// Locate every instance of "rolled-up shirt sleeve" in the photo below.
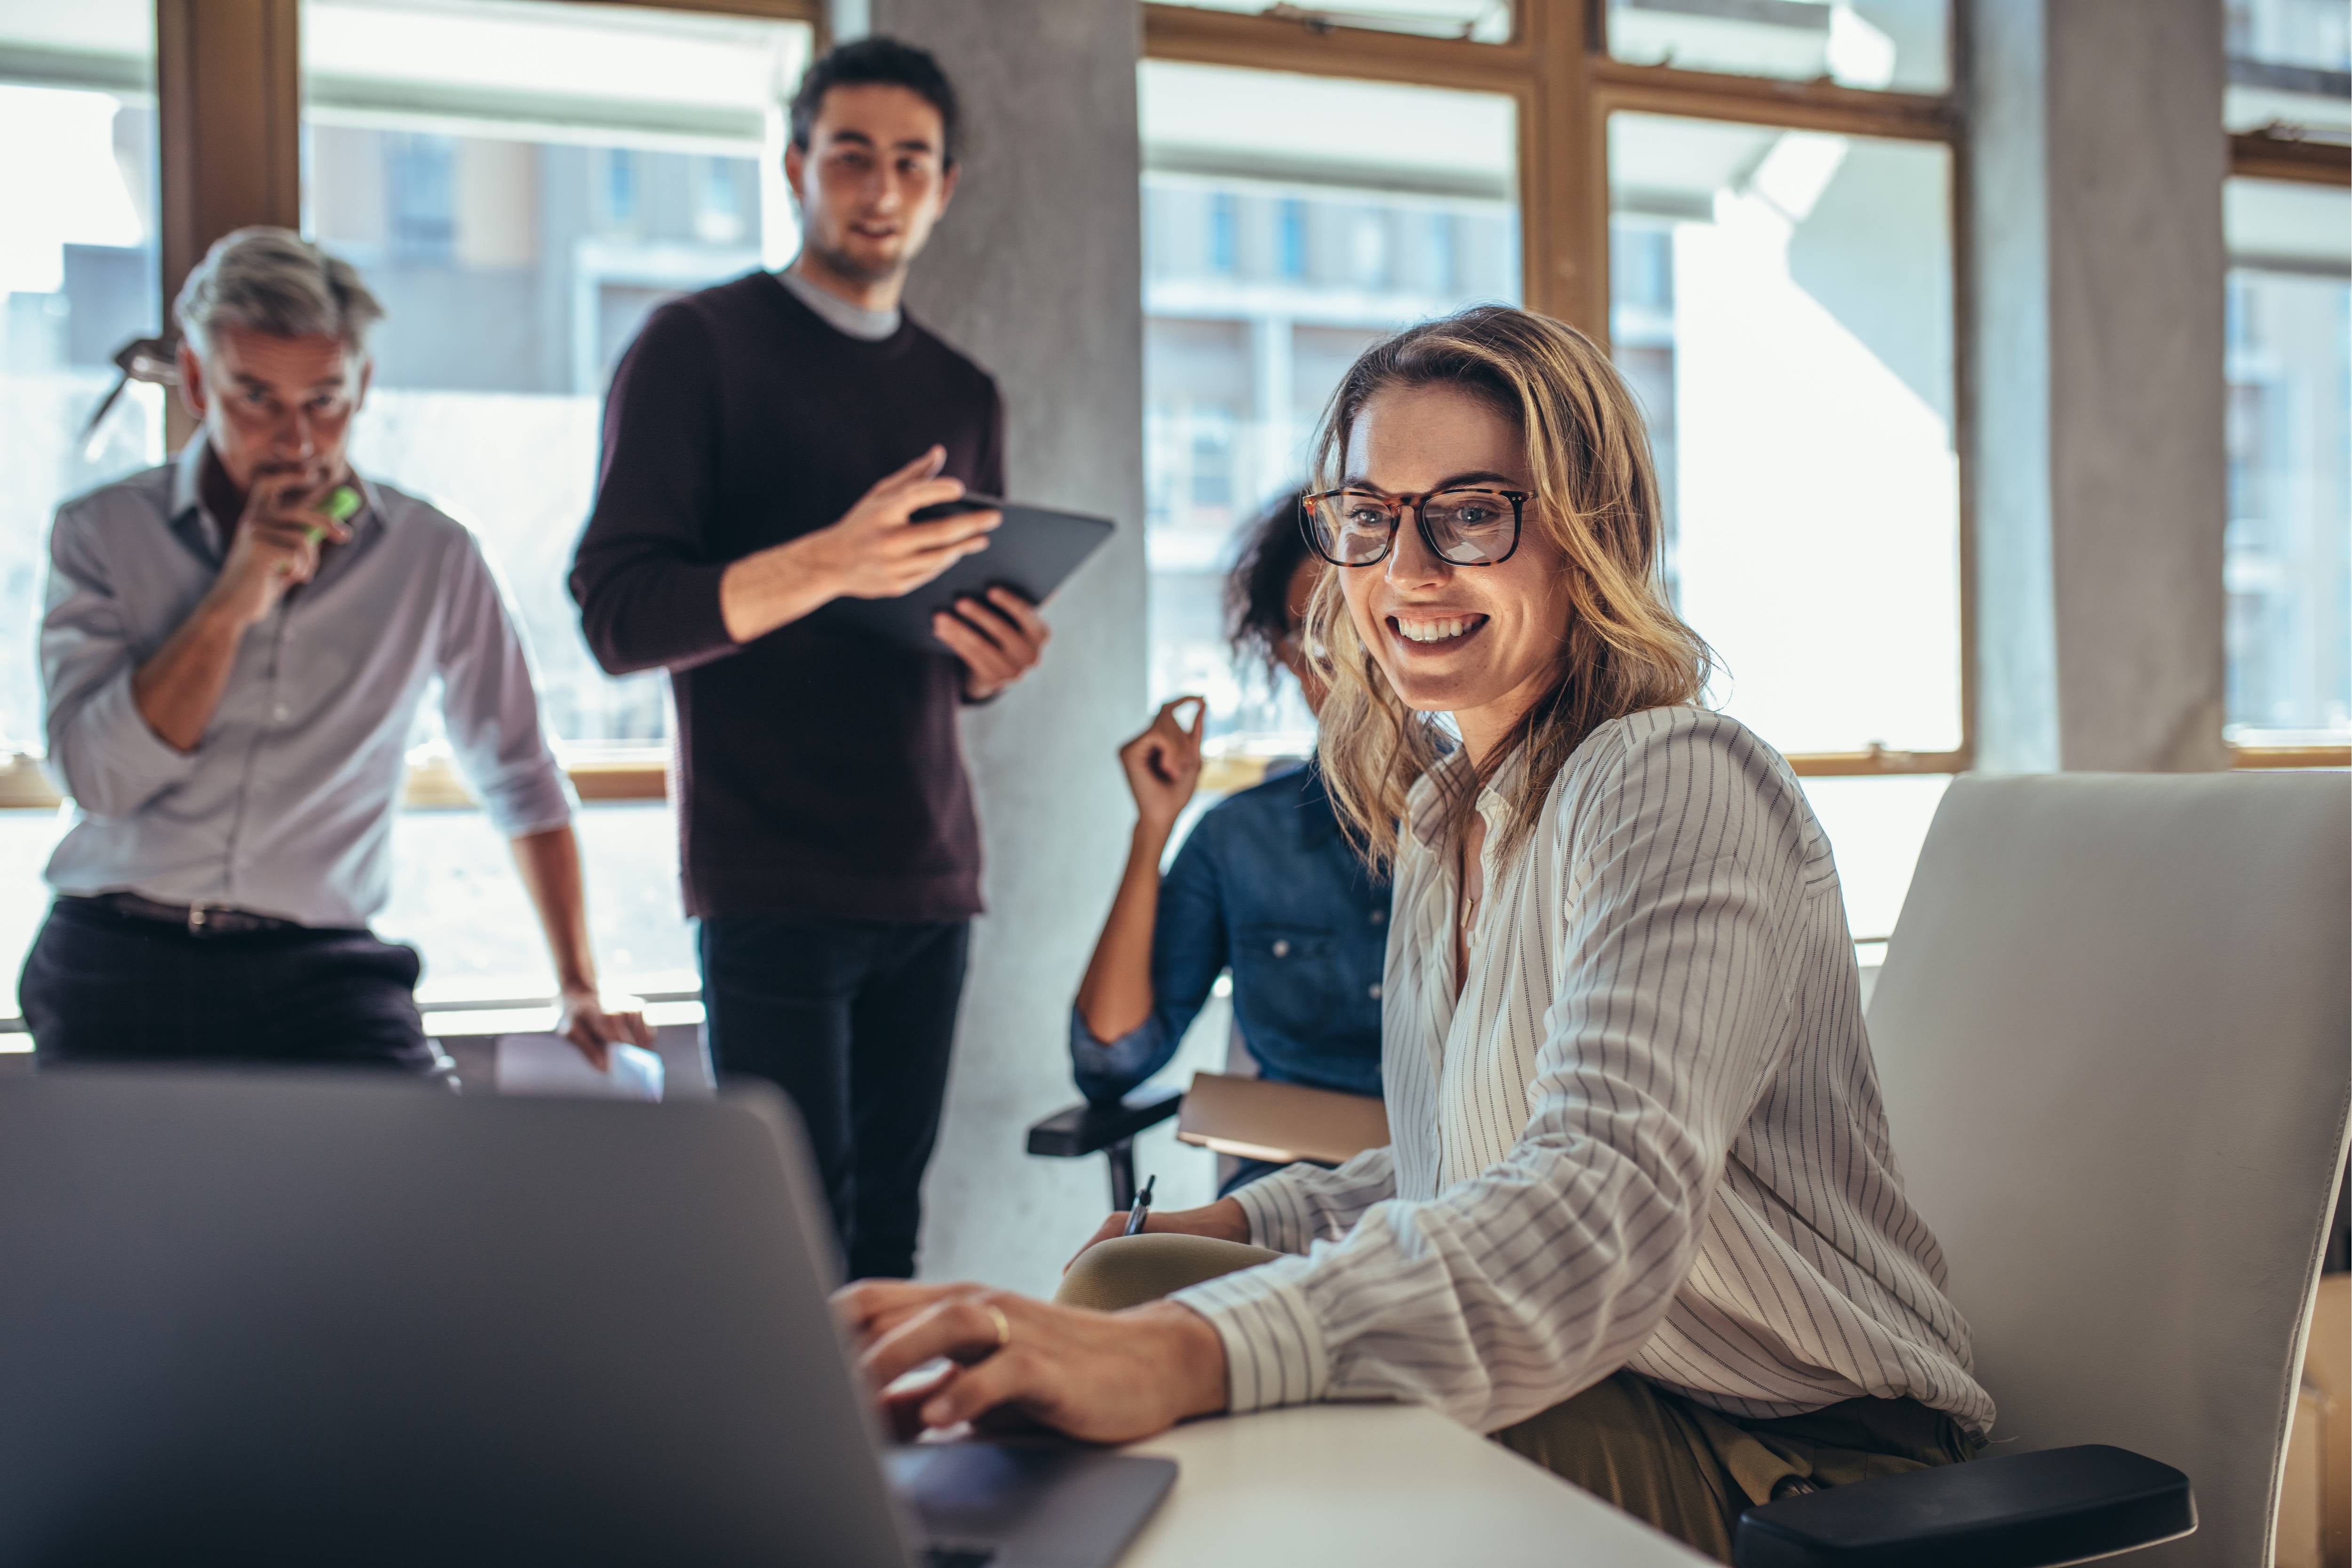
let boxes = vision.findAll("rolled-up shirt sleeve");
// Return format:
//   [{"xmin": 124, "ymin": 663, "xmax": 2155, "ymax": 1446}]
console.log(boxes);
[
  {"xmin": 1069, "ymin": 821, "xmax": 1232, "ymax": 1103},
  {"xmin": 1226, "ymin": 1143, "xmax": 1398, "ymax": 1254},
  {"xmin": 437, "ymin": 533, "xmax": 574, "ymax": 838},
  {"xmin": 40, "ymin": 501, "xmax": 201, "ymax": 817},
  {"xmin": 1172, "ymin": 725, "xmax": 1809, "ymax": 1432}
]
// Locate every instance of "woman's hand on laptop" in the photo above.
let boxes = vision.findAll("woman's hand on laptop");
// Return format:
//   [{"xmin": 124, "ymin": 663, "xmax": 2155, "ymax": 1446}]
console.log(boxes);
[
  {"xmin": 1066, "ymin": 1196, "xmax": 1250, "ymax": 1274},
  {"xmin": 835, "ymin": 1281, "xmax": 1227, "ymax": 1444}
]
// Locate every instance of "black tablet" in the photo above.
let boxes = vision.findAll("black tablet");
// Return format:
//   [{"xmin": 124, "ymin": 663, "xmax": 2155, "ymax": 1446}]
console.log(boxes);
[{"xmin": 817, "ymin": 495, "xmax": 1115, "ymax": 653}]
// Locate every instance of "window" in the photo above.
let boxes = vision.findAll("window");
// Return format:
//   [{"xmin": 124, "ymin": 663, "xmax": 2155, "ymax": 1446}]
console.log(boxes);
[
  {"xmin": 374, "ymin": 801, "xmax": 696, "ymax": 1012},
  {"xmin": 2224, "ymin": 176, "xmax": 2350, "ymax": 745},
  {"xmin": 1607, "ymin": 113, "xmax": 1962, "ymax": 759},
  {"xmin": 0, "ymin": 0, "xmax": 160, "ymax": 1018},
  {"xmin": 0, "ymin": 0, "xmax": 822, "ymax": 1029},
  {"xmin": 1140, "ymin": 58, "xmax": 1520, "ymax": 760},
  {"xmin": 1153, "ymin": 0, "xmax": 1515, "ymax": 44},
  {"xmin": 301, "ymin": 0, "xmax": 811, "ymax": 763},
  {"xmin": 298, "ymin": 0, "xmax": 812, "ymax": 1008},
  {"xmin": 2224, "ymin": 0, "xmax": 2349, "ymax": 763},
  {"xmin": 1142, "ymin": 0, "xmax": 1967, "ymax": 948},
  {"xmin": 1606, "ymin": 0, "xmax": 1951, "ymax": 95}
]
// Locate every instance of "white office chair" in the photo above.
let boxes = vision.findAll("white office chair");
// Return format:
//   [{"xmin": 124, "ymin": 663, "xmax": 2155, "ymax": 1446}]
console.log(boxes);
[{"xmin": 1736, "ymin": 770, "xmax": 2351, "ymax": 1566}]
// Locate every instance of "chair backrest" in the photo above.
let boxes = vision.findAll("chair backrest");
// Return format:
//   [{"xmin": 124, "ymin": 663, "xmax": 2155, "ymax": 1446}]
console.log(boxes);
[{"xmin": 1867, "ymin": 771, "xmax": 2351, "ymax": 1568}]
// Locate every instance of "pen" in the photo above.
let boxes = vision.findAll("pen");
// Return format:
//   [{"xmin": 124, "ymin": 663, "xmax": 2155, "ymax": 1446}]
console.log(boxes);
[{"xmin": 1123, "ymin": 1173, "xmax": 1156, "ymax": 1237}]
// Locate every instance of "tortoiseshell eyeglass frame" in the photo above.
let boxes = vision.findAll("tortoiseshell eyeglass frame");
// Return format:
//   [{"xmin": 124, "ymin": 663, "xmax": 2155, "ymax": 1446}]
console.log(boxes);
[{"xmin": 1297, "ymin": 486, "xmax": 1531, "ymax": 568}]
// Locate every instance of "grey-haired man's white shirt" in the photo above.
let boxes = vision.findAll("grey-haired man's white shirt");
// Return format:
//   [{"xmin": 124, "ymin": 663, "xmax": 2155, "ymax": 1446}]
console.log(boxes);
[
  {"xmin": 1174, "ymin": 706, "xmax": 1995, "ymax": 1441},
  {"xmin": 39, "ymin": 441, "xmax": 573, "ymax": 929}
]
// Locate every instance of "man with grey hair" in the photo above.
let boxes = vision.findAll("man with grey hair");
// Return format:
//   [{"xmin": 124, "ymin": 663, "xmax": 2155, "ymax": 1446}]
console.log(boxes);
[{"xmin": 22, "ymin": 226, "xmax": 648, "ymax": 1075}]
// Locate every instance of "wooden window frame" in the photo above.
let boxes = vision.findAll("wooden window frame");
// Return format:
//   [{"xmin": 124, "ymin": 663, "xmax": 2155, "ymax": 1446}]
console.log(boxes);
[
  {"xmin": 8, "ymin": 3, "xmax": 2335, "ymax": 813},
  {"xmin": 2223, "ymin": 126, "xmax": 2352, "ymax": 772},
  {"xmin": 1143, "ymin": 0, "xmax": 1971, "ymax": 780}
]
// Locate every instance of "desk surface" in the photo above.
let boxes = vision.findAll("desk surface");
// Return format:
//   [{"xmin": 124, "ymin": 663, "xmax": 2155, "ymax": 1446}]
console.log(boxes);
[{"xmin": 1116, "ymin": 1403, "xmax": 1713, "ymax": 1568}]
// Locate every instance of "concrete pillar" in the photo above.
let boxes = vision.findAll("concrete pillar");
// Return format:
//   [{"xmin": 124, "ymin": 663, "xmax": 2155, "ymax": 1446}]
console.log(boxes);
[
  {"xmin": 836, "ymin": 0, "xmax": 1148, "ymax": 1290},
  {"xmin": 1967, "ymin": 0, "xmax": 2230, "ymax": 772}
]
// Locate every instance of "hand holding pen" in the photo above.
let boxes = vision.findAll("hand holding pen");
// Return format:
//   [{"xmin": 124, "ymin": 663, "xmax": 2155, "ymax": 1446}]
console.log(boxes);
[{"xmin": 1066, "ymin": 1187, "xmax": 1253, "ymax": 1274}]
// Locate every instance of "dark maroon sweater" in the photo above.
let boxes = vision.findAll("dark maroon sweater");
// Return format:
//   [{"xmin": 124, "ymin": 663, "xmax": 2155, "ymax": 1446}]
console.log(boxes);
[{"xmin": 569, "ymin": 272, "xmax": 1003, "ymax": 921}]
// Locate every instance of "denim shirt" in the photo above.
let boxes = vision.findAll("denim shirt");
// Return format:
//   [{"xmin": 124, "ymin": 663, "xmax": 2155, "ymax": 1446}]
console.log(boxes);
[{"xmin": 1069, "ymin": 760, "xmax": 1389, "ymax": 1104}]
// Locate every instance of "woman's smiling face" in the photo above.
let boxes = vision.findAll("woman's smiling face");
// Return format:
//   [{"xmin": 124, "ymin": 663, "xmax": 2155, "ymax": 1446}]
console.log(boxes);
[{"xmin": 1336, "ymin": 381, "xmax": 1573, "ymax": 763}]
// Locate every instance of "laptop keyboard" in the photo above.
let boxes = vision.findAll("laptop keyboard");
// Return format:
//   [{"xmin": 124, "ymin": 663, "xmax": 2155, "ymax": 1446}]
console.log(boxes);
[{"xmin": 922, "ymin": 1546, "xmax": 998, "ymax": 1568}]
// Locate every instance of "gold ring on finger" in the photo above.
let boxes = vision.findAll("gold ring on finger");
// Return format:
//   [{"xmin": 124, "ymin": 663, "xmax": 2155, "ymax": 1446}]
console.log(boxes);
[{"xmin": 983, "ymin": 1302, "xmax": 1013, "ymax": 1352}]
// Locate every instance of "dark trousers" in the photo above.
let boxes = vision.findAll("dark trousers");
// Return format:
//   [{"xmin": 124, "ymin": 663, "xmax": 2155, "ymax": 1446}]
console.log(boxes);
[
  {"xmin": 699, "ymin": 915, "xmax": 969, "ymax": 1282},
  {"xmin": 19, "ymin": 898, "xmax": 439, "ymax": 1073}
]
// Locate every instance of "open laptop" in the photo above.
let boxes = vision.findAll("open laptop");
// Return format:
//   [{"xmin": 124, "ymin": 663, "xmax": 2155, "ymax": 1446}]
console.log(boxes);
[{"xmin": 0, "ymin": 1071, "xmax": 1175, "ymax": 1567}]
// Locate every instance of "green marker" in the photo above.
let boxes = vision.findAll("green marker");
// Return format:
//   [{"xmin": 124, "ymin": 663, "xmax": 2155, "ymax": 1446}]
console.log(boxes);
[{"xmin": 311, "ymin": 484, "xmax": 362, "ymax": 543}]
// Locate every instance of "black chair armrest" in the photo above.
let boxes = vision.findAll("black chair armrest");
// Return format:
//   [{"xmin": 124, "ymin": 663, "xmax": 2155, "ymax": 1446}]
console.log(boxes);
[
  {"xmin": 1732, "ymin": 1444, "xmax": 2193, "ymax": 1568},
  {"xmin": 1025, "ymin": 1087, "xmax": 1184, "ymax": 1159}
]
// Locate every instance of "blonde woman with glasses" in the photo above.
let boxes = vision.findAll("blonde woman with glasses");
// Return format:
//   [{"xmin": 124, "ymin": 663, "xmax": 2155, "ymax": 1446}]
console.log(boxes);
[{"xmin": 837, "ymin": 306, "xmax": 1991, "ymax": 1561}]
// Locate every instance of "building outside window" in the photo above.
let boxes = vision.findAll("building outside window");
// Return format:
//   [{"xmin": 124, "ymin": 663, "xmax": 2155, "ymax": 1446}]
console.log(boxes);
[
  {"xmin": 2223, "ymin": 176, "xmax": 2351, "ymax": 745},
  {"xmin": 698, "ymin": 154, "xmax": 746, "ymax": 244},
  {"xmin": 601, "ymin": 148, "xmax": 641, "ymax": 229},
  {"xmin": 1274, "ymin": 198, "xmax": 1308, "ymax": 280},
  {"xmin": 2223, "ymin": 0, "xmax": 2350, "ymax": 750},
  {"xmin": 384, "ymin": 132, "xmax": 458, "ymax": 266},
  {"xmin": 1606, "ymin": 110, "xmax": 1961, "ymax": 940}
]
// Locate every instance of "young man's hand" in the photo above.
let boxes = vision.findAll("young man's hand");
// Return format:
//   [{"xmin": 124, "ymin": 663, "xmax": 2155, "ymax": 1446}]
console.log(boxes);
[
  {"xmin": 719, "ymin": 446, "xmax": 999, "ymax": 645},
  {"xmin": 934, "ymin": 586, "xmax": 1051, "ymax": 701},
  {"xmin": 812, "ymin": 446, "xmax": 1002, "ymax": 599}
]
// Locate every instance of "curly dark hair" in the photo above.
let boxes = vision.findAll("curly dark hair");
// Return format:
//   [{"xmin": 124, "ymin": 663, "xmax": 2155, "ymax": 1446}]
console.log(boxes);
[
  {"xmin": 789, "ymin": 36, "xmax": 962, "ymax": 169},
  {"xmin": 1223, "ymin": 487, "xmax": 1316, "ymax": 675}
]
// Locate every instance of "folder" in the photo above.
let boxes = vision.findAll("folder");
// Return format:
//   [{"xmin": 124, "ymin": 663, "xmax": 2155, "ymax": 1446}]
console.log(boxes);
[{"xmin": 1174, "ymin": 1072, "xmax": 1388, "ymax": 1167}]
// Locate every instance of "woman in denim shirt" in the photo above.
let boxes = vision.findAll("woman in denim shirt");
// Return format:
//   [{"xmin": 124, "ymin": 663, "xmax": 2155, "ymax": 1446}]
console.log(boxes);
[{"xmin": 1069, "ymin": 495, "xmax": 1388, "ymax": 1188}]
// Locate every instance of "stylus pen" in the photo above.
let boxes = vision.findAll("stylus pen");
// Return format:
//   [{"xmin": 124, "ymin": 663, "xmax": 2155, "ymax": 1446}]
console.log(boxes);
[{"xmin": 1124, "ymin": 1174, "xmax": 1156, "ymax": 1236}]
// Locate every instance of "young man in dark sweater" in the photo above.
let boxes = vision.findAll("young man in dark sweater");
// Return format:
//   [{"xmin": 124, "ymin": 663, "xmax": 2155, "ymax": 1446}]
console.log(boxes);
[{"xmin": 569, "ymin": 39, "xmax": 1049, "ymax": 1280}]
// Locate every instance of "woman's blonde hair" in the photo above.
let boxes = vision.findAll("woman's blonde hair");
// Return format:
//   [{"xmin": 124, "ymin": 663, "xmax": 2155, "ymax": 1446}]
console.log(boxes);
[{"xmin": 1303, "ymin": 305, "xmax": 1713, "ymax": 868}]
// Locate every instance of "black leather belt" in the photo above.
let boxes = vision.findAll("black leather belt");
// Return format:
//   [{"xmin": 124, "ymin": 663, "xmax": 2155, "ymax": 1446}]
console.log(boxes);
[{"xmin": 68, "ymin": 892, "xmax": 302, "ymax": 937}]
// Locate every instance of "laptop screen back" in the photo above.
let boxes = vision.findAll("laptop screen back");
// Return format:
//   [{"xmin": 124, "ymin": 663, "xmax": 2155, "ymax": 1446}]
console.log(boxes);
[{"xmin": 0, "ymin": 1072, "xmax": 915, "ymax": 1568}]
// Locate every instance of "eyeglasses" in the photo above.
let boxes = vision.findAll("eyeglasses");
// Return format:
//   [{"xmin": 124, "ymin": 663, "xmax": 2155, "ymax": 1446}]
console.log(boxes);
[{"xmin": 1299, "ymin": 486, "xmax": 1529, "ymax": 569}]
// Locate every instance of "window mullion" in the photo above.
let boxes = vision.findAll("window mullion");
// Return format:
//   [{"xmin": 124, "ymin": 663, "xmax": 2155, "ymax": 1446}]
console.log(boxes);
[{"xmin": 156, "ymin": 0, "xmax": 304, "ymax": 450}]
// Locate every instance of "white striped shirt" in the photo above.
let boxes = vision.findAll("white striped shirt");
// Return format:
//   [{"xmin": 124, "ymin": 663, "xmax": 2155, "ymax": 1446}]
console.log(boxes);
[{"xmin": 1172, "ymin": 706, "xmax": 1994, "ymax": 1439}]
